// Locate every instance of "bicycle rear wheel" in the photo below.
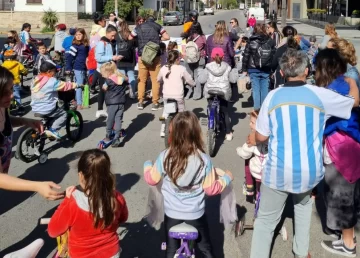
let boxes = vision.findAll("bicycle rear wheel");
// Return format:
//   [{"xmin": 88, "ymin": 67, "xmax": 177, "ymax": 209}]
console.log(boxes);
[
  {"xmin": 16, "ymin": 128, "xmax": 45, "ymax": 163},
  {"xmin": 164, "ymin": 115, "xmax": 173, "ymax": 148},
  {"xmin": 66, "ymin": 110, "xmax": 83, "ymax": 142},
  {"xmin": 207, "ymin": 129, "xmax": 216, "ymax": 157}
]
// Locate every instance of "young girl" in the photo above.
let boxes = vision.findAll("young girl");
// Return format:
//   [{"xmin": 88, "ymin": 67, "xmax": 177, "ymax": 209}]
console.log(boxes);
[
  {"xmin": 20, "ymin": 23, "xmax": 38, "ymax": 60},
  {"xmin": 167, "ymin": 41, "xmax": 178, "ymax": 52},
  {"xmin": 315, "ymin": 49, "xmax": 360, "ymax": 256},
  {"xmin": 48, "ymin": 149, "xmax": 128, "ymax": 257},
  {"xmin": 100, "ymin": 62, "xmax": 127, "ymax": 148},
  {"xmin": 199, "ymin": 47, "xmax": 238, "ymax": 141},
  {"xmin": 157, "ymin": 50, "xmax": 195, "ymax": 137},
  {"xmin": 236, "ymin": 110, "xmax": 268, "ymax": 203},
  {"xmin": 144, "ymin": 111, "xmax": 233, "ymax": 258},
  {"xmin": 66, "ymin": 28, "xmax": 90, "ymax": 110},
  {"xmin": 7, "ymin": 31, "xmax": 26, "ymax": 58}
]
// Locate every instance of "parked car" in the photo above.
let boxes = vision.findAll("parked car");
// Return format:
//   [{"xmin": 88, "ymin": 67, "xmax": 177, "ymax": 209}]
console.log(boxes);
[
  {"xmin": 163, "ymin": 11, "xmax": 184, "ymax": 26},
  {"xmin": 204, "ymin": 6, "xmax": 214, "ymax": 15}
]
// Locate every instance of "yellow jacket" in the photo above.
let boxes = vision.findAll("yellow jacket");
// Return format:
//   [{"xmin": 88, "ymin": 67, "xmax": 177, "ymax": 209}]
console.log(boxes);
[{"xmin": 2, "ymin": 60, "xmax": 27, "ymax": 84}]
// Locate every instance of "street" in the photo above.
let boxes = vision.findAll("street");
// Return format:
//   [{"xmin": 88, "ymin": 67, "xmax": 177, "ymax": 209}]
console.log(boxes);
[{"xmin": 0, "ymin": 9, "xmax": 359, "ymax": 258}]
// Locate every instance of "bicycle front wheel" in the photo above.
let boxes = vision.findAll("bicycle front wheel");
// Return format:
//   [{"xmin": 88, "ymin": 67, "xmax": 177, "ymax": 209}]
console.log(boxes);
[
  {"xmin": 66, "ymin": 110, "xmax": 83, "ymax": 142},
  {"xmin": 164, "ymin": 115, "xmax": 173, "ymax": 149}
]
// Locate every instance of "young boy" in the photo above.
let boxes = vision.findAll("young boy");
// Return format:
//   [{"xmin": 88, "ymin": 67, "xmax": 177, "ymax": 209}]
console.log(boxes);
[
  {"xmin": 62, "ymin": 27, "xmax": 77, "ymax": 53},
  {"xmin": 2, "ymin": 50, "xmax": 28, "ymax": 115},
  {"xmin": 33, "ymin": 42, "xmax": 51, "ymax": 76},
  {"xmin": 48, "ymin": 24, "xmax": 67, "ymax": 61}
]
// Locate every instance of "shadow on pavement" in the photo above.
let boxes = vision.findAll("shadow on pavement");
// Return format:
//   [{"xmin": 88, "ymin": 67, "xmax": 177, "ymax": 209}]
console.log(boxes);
[
  {"xmin": 0, "ymin": 151, "xmax": 83, "ymax": 216},
  {"xmin": 121, "ymin": 113, "xmax": 155, "ymax": 146},
  {"xmin": 115, "ymin": 173, "xmax": 140, "ymax": 194}
]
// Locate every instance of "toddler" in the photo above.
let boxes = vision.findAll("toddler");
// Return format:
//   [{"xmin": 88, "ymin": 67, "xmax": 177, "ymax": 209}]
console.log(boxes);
[
  {"xmin": 33, "ymin": 42, "xmax": 51, "ymax": 76},
  {"xmin": 48, "ymin": 149, "xmax": 128, "ymax": 258}
]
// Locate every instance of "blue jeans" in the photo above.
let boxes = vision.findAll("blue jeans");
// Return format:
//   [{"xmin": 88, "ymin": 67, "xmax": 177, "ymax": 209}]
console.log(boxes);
[
  {"xmin": 118, "ymin": 67, "xmax": 136, "ymax": 97},
  {"xmin": 74, "ymin": 70, "xmax": 86, "ymax": 105},
  {"xmin": 249, "ymin": 72, "xmax": 270, "ymax": 110},
  {"xmin": 13, "ymin": 84, "xmax": 21, "ymax": 105}
]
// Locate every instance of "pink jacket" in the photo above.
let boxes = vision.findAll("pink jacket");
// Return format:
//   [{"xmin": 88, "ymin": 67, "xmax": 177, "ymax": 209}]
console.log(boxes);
[{"xmin": 248, "ymin": 17, "xmax": 256, "ymax": 27}]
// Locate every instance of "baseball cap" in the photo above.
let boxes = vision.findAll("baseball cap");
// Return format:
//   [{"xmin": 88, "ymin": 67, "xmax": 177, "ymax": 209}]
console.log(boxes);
[
  {"xmin": 211, "ymin": 48, "xmax": 224, "ymax": 59},
  {"xmin": 56, "ymin": 24, "xmax": 67, "ymax": 30},
  {"xmin": 69, "ymin": 28, "xmax": 77, "ymax": 35}
]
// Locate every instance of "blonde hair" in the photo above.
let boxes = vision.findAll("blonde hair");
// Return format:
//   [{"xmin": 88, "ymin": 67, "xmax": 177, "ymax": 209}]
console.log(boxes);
[
  {"xmin": 100, "ymin": 62, "xmax": 126, "ymax": 79},
  {"xmin": 213, "ymin": 20, "xmax": 228, "ymax": 44},
  {"xmin": 325, "ymin": 23, "xmax": 338, "ymax": 39},
  {"xmin": 335, "ymin": 38, "xmax": 357, "ymax": 66}
]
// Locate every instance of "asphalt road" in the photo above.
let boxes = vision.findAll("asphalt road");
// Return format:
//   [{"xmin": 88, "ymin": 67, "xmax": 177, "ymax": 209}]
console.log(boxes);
[{"xmin": 0, "ymin": 9, "xmax": 358, "ymax": 258}]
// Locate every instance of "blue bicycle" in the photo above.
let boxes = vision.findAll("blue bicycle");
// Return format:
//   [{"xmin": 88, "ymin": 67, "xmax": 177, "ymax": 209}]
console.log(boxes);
[{"xmin": 206, "ymin": 90, "xmax": 226, "ymax": 157}]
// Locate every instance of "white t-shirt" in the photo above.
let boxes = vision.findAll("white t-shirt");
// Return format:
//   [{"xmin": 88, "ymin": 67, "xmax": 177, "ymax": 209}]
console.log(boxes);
[{"xmin": 20, "ymin": 31, "xmax": 30, "ymax": 45}]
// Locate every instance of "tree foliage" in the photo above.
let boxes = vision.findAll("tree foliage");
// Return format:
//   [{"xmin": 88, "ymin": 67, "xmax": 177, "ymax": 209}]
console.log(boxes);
[{"xmin": 103, "ymin": 0, "xmax": 142, "ymax": 18}]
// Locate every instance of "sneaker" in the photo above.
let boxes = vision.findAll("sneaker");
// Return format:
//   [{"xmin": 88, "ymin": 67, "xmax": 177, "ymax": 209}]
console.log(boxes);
[
  {"xmin": 226, "ymin": 133, "xmax": 233, "ymax": 141},
  {"xmin": 152, "ymin": 103, "xmax": 160, "ymax": 111},
  {"xmin": 96, "ymin": 110, "xmax": 108, "ymax": 118},
  {"xmin": 111, "ymin": 138, "xmax": 121, "ymax": 148},
  {"xmin": 17, "ymin": 106, "xmax": 25, "ymax": 116},
  {"xmin": 321, "ymin": 239, "xmax": 356, "ymax": 257},
  {"xmin": 137, "ymin": 102, "xmax": 144, "ymax": 110},
  {"xmin": 160, "ymin": 124, "xmax": 166, "ymax": 137},
  {"xmin": 45, "ymin": 128, "xmax": 61, "ymax": 140}
]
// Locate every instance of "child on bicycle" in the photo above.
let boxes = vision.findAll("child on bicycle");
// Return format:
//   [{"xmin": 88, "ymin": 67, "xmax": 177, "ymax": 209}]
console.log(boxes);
[
  {"xmin": 66, "ymin": 28, "xmax": 90, "ymax": 110},
  {"xmin": 236, "ymin": 110, "xmax": 268, "ymax": 203},
  {"xmin": 144, "ymin": 111, "xmax": 233, "ymax": 258},
  {"xmin": 157, "ymin": 50, "xmax": 195, "ymax": 137},
  {"xmin": 48, "ymin": 149, "xmax": 128, "ymax": 258},
  {"xmin": 100, "ymin": 62, "xmax": 128, "ymax": 148},
  {"xmin": 199, "ymin": 47, "xmax": 238, "ymax": 141},
  {"xmin": 20, "ymin": 23, "xmax": 38, "ymax": 61},
  {"xmin": 33, "ymin": 42, "xmax": 51, "ymax": 76},
  {"xmin": 2, "ymin": 50, "xmax": 28, "ymax": 115},
  {"xmin": 30, "ymin": 60, "xmax": 77, "ymax": 140},
  {"xmin": 0, "ymin": 37, "xmax": 16, "ymax": 62}
]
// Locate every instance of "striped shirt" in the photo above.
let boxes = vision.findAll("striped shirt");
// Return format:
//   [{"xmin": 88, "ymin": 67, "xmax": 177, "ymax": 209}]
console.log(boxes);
[{"xmin": 256, "ymin": 81, "xmax": 354, "ymax": 193}]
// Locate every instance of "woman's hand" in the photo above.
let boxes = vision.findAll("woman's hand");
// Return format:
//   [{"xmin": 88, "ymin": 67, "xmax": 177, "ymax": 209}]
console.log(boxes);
[
  {"xmin": 34, "ymin": 181, "xmax": 64, "ymax": 200},
  {"xmin": 25, "ymin": 118, "xmax": 44, "ymax": 134},
  {"xmin": 65, "ymin": 186, "xmax": 76, "ymax": 198}
]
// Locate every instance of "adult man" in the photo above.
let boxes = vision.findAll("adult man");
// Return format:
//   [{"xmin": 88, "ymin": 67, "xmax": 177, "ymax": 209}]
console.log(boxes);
[
  {"xmin": 250, "ymin": 49, "xmax": 359, "ymax": 258},
  {"xmin": 129, "ymin": 15, "xmax": 170, "ymax": 110}
]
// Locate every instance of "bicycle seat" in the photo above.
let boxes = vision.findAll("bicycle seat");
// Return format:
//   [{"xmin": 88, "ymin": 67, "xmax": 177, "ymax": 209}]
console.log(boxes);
[
  {"xmin": 4, "ymin": 238, "xmax": 44, "ymax": 258},
  {"xmin": 208, "ymin": 90, "xmax": 225, "ymax": 97},
  {"xmin": 169, "ymin": 223, "xmax": 198, "ymax": 240}
]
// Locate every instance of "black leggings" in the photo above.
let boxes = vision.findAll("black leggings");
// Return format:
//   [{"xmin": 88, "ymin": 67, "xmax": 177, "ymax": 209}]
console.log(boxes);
[
  {"xmin": 207, "ymin": 98, "xmax": 231, "ymax": 134},
  {"xmin": 164, "ymin": 214, "xmax": 214, "ymax": 258},
  {"xmin": 98, "ymin": 75, "xmax": 105, "ymax": 110}
]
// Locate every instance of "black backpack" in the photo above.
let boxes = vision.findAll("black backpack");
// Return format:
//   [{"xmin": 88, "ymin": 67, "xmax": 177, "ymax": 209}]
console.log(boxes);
[
  {"xmin": 255, "ymin": 38, "xmax": 273, "ymax": 68},
  {"xmin": 117, "ymin": 33, "xmax": 132, "ymax": 62}
]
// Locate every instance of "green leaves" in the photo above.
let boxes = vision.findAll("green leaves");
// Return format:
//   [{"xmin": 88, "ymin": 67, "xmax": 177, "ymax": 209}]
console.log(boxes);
[
  {"xmin": 41, "ymin": 8, "xmax": 59, "ymax": 31},
  {"xmin": 103, "ymin": 0, "xmax": 141, "ymax": 18}
]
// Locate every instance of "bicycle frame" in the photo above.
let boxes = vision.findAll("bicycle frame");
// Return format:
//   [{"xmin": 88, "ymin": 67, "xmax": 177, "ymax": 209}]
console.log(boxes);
[
  {"xmin": 207, "ymin": 96, "xmax": 221, "ymax": 132},
  {"xmin": 67, "ymin": 110, "xmax": 80, "ymax": 126}
]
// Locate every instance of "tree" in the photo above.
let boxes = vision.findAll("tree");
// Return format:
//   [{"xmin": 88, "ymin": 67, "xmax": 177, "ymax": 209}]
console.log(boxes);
[{"xmin": 103, "ymin": 0, "xmax": 142, "ymax": 19}]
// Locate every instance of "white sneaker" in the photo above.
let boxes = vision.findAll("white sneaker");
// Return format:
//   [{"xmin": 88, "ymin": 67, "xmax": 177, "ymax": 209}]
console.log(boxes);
[
  {"xmin": 226, "ymin": 133, "xmax": 233, "ymax": 141},
  {"xmin": 96, "ymin": 110, "xmax": 108, "ymax": 118},
  {"xmin": 160, "ymin": 124, "xmax": 165, "ymax": 137}
]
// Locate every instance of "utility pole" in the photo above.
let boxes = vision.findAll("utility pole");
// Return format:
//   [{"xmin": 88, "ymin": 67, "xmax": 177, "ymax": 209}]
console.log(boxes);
[
  {"xmin": 281, "ymin": 0, "xmax": 286, "ymax": 28},
  {"xmin": 345, "ymin": 0, "xmax": 348, "ymax": 17},
  {"xmin": 114, "ymin": 0, "xmax": 118, "ymax": 16}
]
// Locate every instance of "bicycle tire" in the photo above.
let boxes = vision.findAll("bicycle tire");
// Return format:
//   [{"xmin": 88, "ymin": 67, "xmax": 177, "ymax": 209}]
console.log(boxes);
[
  {"xmin": 66, "ymin": 110, "xmax": 83, "ymax": 142},
  {"xmin": 207, "ymin": 129, "xmax": 216, "ymax": 157},
  {"xmin": 16, "ymin": 128, "xmax": 43, "ymax": 163},
  {"xmin": 164, "ymin": 115, "xmax": 173, "ymax": 148}
]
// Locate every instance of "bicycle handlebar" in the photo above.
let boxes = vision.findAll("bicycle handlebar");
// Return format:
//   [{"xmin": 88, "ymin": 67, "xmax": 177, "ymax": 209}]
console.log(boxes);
[{"xmin": 40, "ymin": 218, "xmax": 50, "ymax": 225}]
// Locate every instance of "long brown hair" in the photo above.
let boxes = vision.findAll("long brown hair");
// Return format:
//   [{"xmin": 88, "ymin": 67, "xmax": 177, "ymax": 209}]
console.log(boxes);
[
  {"xmin": 8, "ymin": 30, "xmax": 20, "ymax": 43},
  {"xmin": 164, "ymin": 111, "xmax": 205, "ymax": 187},
  {"xmin": 254, "ymin": 23, "xmax": 266, "ymax": 35},
  {"xmin": 78, "ymin": 149, "xmax": 117, "ymax": 229},
  {"xmin": 72, "ymin": 28, "xmax": 89, "ymax": 46},
  {"xmin": 213, "ymin": 20, "xmax": 228, "ymax": 44},
  {"xmin": 325, "ymin": 23, "xmax": 338, "ymax": 39},
  {"xmin": 165, "ymin": 50, "xmax": 179, "ymax": 79},
  {"xmin": 119, "ymin": 21, "xmax": 130, "ymax": 40}
]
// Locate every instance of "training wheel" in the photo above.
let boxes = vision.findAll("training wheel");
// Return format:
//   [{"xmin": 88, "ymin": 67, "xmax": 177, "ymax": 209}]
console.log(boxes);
[
  {"xmin": 38, "ymin": 153, "xmax": 48, "ymax": 164},
  {"xmin": 280, "ymin": 226, "xmax": 288, "ymax": 241}
]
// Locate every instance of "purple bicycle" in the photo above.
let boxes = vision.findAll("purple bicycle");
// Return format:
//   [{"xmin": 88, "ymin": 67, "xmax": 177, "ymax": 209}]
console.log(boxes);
[{"xmin": 164, "ymin": 222, "xmax": 198, "ymax": 258}]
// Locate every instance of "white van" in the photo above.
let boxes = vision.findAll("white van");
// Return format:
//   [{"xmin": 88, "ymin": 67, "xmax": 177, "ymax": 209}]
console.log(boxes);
[{"xmin": 248, "ymin": 7, "xmax": 265, "ymax": 23}]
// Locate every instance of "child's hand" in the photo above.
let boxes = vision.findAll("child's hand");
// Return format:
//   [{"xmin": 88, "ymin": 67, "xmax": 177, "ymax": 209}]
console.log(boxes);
[
  {"xmin": 102, "ymin": 84, "xmax": 108, "ymax": 91},
  {"xmin": 247, "ymin": 132, "xmax": 256, "ymax": 147},
  {"xmin": 65, "ymin": 186, "xmax": 76, "ymax": 198},
  {"xmin": 225, "ymin": 170, "xmax": 234, "ymax": 181}
]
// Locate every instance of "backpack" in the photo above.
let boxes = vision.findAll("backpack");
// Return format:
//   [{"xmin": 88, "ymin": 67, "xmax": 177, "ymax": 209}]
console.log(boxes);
[
  {"xmin": 256, "ymin": 39, "xmax": 273, "ymax": 68},
  {"xmin": 142, "ymin": 41, "xmax": 160, "ymax": 66},
  {"xmin": 89, "ymin": 28, "xmax": 102, "ymax": 49},
  {"xmin": 184, "ymin": 35, "xmax": 201, "ymax": 64},
  {"xmin": 117, "ymin": 33, "xmax": 132, "ymax": 62},
  {"xmin": 86, "ymin": 41, "xmax": 105, "ymax": 70}
]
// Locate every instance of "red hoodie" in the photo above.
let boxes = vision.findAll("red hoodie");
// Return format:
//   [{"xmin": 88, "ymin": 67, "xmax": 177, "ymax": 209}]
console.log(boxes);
[{"xmin": 48, "ymin": 189, "xmax": 128, "ymax": 258}]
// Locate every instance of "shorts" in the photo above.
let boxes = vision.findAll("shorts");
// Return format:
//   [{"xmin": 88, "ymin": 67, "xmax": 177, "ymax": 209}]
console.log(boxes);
[{"xmin": 324, "ymin": 163, "xmax": 360, "ymax": 230}]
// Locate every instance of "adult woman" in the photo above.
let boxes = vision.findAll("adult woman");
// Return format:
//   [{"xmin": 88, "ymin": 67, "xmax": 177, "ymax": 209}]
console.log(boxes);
[
  {"xmin": 183, "ymin": 22, "xmax": 206, "ymax": 100},
  {"xmin": 267, "ymin": 21, "xmax": 282, "ymax": 47},
  {"xmin": 242, "ymin": 23, "xmax": 275, "ymax": 111},
  {"xmin": 206, "ymin": 20, "xmax": 235, "ymax": 67},
  {"xmin": 271, "ymin": 36, "xmax": 300, "ymax": 88},
  {"xmin": 117, "ymin": 21, "xmax": 137, "ymax": 99},
  {"xmin": 230, "ymin": 18, "xmax": 242, "ymax": 36},
  {"xmin": 0, "ymin": 66, "xmax": 63, "ymax": 200},
  {"xmin": 334, "ymin": 38, "xmax": 360, "ymax": 88},
  {"xmin": 319, "ymin": 23, "xmax": 338, "ymax": 50},
  {"xmin": 108, "ymin": 12, "xmax": 122, "ymax": 29}
]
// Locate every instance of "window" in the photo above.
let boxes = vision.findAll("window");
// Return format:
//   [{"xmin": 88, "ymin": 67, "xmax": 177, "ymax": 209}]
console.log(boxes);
[{"xmin": 27, "ymin": 0, "xmax": 42, "ymax": 3}]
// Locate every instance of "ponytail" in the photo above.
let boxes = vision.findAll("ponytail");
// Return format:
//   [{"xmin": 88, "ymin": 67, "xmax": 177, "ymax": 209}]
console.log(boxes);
[
  {"xmin": 165, "ymin": 50, "xmax": 179, "ymax": 79},
  {"xmin": 214, "ymin": 54, "xmax": 222, "ymax": 65}
]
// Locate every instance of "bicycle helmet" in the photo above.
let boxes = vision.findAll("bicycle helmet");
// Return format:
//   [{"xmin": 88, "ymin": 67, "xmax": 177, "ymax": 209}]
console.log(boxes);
[{"xmin": 188, "ymin": 10, "xmax": 199, "ymax": 21}]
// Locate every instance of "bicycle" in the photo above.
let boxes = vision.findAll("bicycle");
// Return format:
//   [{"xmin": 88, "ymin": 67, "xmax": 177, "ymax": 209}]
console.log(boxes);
[
  {"xmin": 160, "ymin": 99, "xmax": 179, "ymax": 148},
  {"xmin": 206, "ymin": 90, "xmax": 226, "ymax": 157},
  {"xmin": 15, "ymin": 87, "xmax": 84, "ymax": 164},
  {"xmin": 161, "ymin": 222, "xmax": 198, "ymax": 258},
  {"xmin": 3, "ymin": 238, "xmax": 44, "ymax": 258}
]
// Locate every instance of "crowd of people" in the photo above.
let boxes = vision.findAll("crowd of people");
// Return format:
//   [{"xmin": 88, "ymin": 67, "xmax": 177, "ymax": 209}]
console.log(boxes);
[{"xmin": 0, "ymin": 9, "xmax": 359, "ymax": 258}]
